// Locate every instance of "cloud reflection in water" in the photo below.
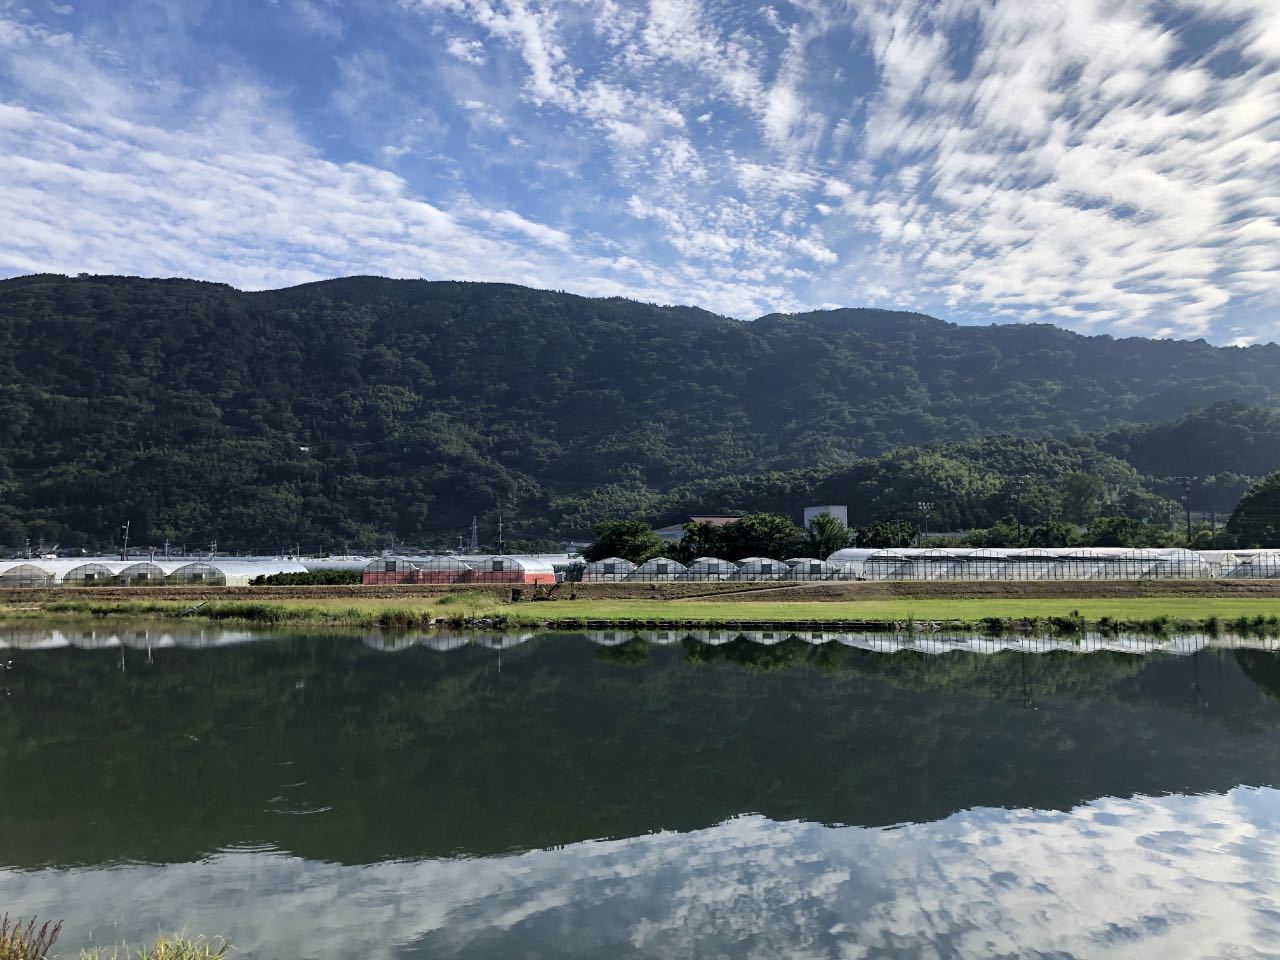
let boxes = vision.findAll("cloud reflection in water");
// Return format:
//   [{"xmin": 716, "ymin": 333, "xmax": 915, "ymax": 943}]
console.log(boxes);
[{"xmin": 6, "ymin": 787, "xmax": 1280, "ymax": 959}]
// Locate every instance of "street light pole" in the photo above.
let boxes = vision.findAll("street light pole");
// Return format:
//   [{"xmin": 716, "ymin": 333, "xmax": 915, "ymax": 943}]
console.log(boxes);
[{"xmin": 916, "ymin": 501, "xmax": 934, "ymax": 545}]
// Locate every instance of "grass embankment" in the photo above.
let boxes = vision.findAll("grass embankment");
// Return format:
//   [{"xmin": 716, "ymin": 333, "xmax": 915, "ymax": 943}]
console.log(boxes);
[{"xmin": 8, "ymin": 592, "xmax": 1280, "ymax": 635}]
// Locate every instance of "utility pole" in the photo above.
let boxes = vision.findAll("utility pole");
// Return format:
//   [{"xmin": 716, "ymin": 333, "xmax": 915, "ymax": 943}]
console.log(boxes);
[
  {"xmin": 469, "ymin": 516, "xmax": 479, "ymax": 554},
  {"xmin": 1010, "ymin": 475, "xmax": 1030, "ymax": 541},
  {"xmin": 496, "ymin": 512, "xmax": 505, "ymax": 556},
  {"xmin": 1171, "ymin": 476, "xmax": 1196, "ymax": 543},
  {"xmin": 916, "ymin": 501, "xmax": 934, "ymax": 545},
  {"xmin": 120, "ymin": 521, "xmax": 130, "ymax": 562}
]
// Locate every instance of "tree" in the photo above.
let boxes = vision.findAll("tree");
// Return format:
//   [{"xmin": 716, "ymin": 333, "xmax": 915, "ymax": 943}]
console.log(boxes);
[
  {"xmin": 853, "ymin": 519, "xmax": 916, "ymax": 548},
  {"xmin": 1061, "ymin": 472, "xmax": 1104, "ymax": 524},
  {"xmin": 582, "ymin": 520, "xmax": 665, "ymax": 563},
  {"xmin": 717, "ymin": 513, "xmax": 808, "ymax": 561},
  {"xmin": 806, "ymin": 512, "xmax": 851, "ymax": 558},
  {"xmin": 1027, "ymin": 521, "xmax": 1080, "ymax": 547},
  {"xmin": 678, "ymin": 513, "xmax": 806, "ymax": 561},
  {"xmin": 1228, "ymin": 471, "xmax": 1280, "ymax": 547},
  {"xmin": 1085, "ymin": 515, "xmax": 1147, "ymax": 547}
]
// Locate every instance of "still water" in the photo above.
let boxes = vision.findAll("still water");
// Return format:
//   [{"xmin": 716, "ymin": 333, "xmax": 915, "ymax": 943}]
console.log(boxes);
[{"xmin": 5, "ymin": 624, "xmax": 1280, "ymax": 958}]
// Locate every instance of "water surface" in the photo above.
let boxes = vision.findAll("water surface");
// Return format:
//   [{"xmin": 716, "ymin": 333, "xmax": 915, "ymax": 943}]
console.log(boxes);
[{"xmin": 4, "ymin": 624, "xmax": 1280, "ymax": 958}]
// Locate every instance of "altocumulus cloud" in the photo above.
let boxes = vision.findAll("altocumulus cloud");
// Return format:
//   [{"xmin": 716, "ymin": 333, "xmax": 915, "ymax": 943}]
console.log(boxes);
[{"xmin": 1, "ymin": 0, "xmax": 1279, "ymax": 341}]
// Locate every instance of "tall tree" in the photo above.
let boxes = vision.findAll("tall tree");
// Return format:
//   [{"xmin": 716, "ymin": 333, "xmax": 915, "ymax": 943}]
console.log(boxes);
[
  {"xmin": 582, "ymin": 520, "xmax": 666, "ymax": 563},
  {"xmin": 806, "ymin": 513, "xmax": 851, "ymax": 558},
  {"xmin": 1061, "ymin": 472, "xmax": 1105, "ymax": 524}
]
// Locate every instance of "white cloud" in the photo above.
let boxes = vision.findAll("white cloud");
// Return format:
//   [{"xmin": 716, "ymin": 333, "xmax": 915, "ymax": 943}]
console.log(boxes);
[
  {"xmin": 3, "ymin": 0, "xmax": 1280, "ymax": 340},
  {"xmin": 445, "ymin": 35, "xmax": 487, "ymax": 64},
  {"xmin": 6, "ymin": 790, "xmax": 1280, "ymax": 957}
]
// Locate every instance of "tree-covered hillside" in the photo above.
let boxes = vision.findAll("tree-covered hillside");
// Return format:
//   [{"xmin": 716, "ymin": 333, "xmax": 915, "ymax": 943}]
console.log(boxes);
[{"xmin": 2, "ymin": 274, "xmax": 1279, "ymax": 550}]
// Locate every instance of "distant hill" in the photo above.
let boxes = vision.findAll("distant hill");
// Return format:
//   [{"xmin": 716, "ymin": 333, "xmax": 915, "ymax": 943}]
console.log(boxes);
[{"xmin": 2, "ymin": 274, "xmax": 1279, "ymax": 549}]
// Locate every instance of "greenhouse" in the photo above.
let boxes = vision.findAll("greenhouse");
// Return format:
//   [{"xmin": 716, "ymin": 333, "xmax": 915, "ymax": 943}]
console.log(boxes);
[
  {"xmin": 117, "ymin": 561, "xmax": 185, "ymax": 586},
  {"xmin": 1214, "ymin": 550, "xmax": 1280, "ymax": 578},
  {"xmin": 628, "ymin": 557, "xmax": 687, "ymax": 581},
  {"xmin": 168, "ymin": 560, "xmax": 308, "ymax": 586},
  {"xmin": 785, "ymin": 558, "xmax": 843, "ymax": 580},
  {"xmin": 732, "ymin": 557, "xmax": 788, "ymax": 580},
  {"xmin": 300, "ymin": 557, "xmax": 377, "ymax": 573},
  {"xmin": 680, "ymin": 557, "xmax": 739, "ymax": 581},
  {"xmin": 61, "ymin": 561, "xmax": 130, "ymax": 586},
  {"xmin": 414, "ymin": 556, "xmax": 474, "ymax": 583},
  {"xmin": 362, "ymin": 557, "xmax": 420, "ymax": 585},
  {"xmin": 824, "ymin": 547, "xmax": 1255, "ymax": 581},
  {"xmin": 167, "ymin": 562, "xmax": 222, "ymax": 585},
  {"xmin": 580, "ymin": 557, "xmax": 638, "ymax": 582},
  {"xmin": 0, "ymin": 562, "xmax": 56, "ymax": 588},
  {"xmin": 459, "ymin": 557, "xmax": 557, "ymax": 584}
]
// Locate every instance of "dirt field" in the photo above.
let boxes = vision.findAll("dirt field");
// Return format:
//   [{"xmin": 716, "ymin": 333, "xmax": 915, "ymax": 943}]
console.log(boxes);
[{"xmin": 6, "ymin": 578, "xmax": 1280, "ymax": 605}]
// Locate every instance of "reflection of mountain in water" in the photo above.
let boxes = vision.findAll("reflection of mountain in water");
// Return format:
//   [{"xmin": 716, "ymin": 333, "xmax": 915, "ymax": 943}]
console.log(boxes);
[{"xmin": 2, "ymin": 629, "xmax": 1280, "ymax": 869}]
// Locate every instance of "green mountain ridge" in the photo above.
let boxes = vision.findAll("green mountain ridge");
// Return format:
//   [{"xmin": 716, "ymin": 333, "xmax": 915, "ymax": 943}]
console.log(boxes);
[{"xmin": 2, "ymin": 274, "xmax": 1279, "ymax": 549}]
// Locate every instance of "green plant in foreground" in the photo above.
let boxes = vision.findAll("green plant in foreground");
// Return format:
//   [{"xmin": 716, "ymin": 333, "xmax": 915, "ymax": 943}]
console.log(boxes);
[
  {"xmin": 0, "ymin": 916, "xmax": 62, "ymax": 960},
  {"xmin": 79, "ymin": 935, "xmax": 228, "ymax": 960}
]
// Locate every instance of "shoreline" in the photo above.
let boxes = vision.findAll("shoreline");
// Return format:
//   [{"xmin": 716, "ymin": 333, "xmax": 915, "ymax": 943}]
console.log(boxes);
[{"xmin": 7, "ymin": 590, "xmax": 1280, "ymax": 638}]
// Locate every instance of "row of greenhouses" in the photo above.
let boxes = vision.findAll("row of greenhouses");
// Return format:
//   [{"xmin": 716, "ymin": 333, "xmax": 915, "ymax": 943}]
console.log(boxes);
[
  {"xmin": 0, "ymin": 558, "xmax": 310, "ymax": 588},
  {"xmin": 6, "ymin": 547, "xmax": 1280, "ymax": 588},
  {"xmin": 577, "ymin": 548, "xmax": 1280, "ymax": 582}
]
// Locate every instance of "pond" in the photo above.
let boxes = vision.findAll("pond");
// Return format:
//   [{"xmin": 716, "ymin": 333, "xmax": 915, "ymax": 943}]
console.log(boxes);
[{"xmin": 5, "ymin": 624, "xmax": 1280, "ymax": 958}]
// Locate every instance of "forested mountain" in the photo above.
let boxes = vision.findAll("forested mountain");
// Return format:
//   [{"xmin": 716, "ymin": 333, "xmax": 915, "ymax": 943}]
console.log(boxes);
[{"xmin": 2, "ymin": 273, "xmax": 1280, "ymax": 550}]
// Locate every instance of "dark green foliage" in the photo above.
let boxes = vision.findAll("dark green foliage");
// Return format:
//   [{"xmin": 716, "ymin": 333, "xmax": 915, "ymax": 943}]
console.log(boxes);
[
  {"xmin": 582, "ymin": 520, "xmax": 666, "ymax": 563},
  {"xmin": 1228, "ymin": 471, "xmax": 1280, "ymax": 547},
  {"xmin": 3, "ymin": 274, "xmax": 1280, "ymax": 549},
  {"xmin": 853, "ymin": 519, "xmax": 917, "ymax": 548},
  {"xmin": 249, "ymin": 569, "xmax": 362, "ymax": 586},
  {"xmin": 676, "ymin": 513, "xmax": 808, "ymax": 561},
  {"xmin": 805, "ymin": 512, "xmax": 851, "ymax": 557},
  {"xmin": 1060, "ymin": 471, "xmax": 1105, "ymax": 523},
  {"xmin": 1085, "ymin": 516, "xmax": 1151, "ymax": 547},
  {"xmin": 1100, "ymin": 401, "xmax": 1280, "ymax": 479}
]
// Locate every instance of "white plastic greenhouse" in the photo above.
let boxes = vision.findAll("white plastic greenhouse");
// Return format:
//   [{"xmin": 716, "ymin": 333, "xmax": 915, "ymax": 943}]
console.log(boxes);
[
  {"xmin": 580, "ymin": 557, "xmax": 638, "ymax": 582},
  {"xmin": 680, "ymin": 557, "xmax": 739, "ymax": 581},
  {"xmin": 732, "ymin": 557, "xmax": 788, "ymax": 580},
  {"xmin": 414, "ymin": 556, "xmax": 474, "ymax": 583},
  {"xmin": 628, "ymin": 557, "xmax": 687, "ymax": 580},
  {"xmin": 785, "ymin": 558, "xmax": 842, "ymax": 580},
  {"xmin": 825, "ymin": 546, "xmax": 1278, "ymax": 581}
]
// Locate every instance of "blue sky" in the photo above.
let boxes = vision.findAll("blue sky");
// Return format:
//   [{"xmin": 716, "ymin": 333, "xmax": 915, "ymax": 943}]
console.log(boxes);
[{"xmin": 2, "ymin": 0, "xmax": 1279, "ymax": 343}]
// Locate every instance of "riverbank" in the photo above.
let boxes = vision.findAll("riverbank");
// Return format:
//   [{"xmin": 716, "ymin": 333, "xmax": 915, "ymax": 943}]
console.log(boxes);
[{"xmin": 6, "ymin": 585, "xmax": 1280, "ymax": 635}]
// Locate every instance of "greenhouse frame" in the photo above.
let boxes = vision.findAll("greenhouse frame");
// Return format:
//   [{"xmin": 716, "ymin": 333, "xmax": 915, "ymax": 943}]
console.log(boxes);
[
  {"xmin": 61, "ymin": 561, "xmax": 130, "ymax": 586},
  {"xmin": 785, "ymin": 558, "xmax": 842, "ymax": 581},
  {"xmin": 413, "ymin": 556, "xmax": 474, "ymax": 583},
  {"xmin": 825, "ymin": 547, "xmax": 1280, "ymax": 581},
  {"xmin": 628, "ymin": 557, "xmax": 688, "ymax": 581},
  {"xmin": 580, "ymin": 557, "xmax": 638, "ymax": 582},
  {"xmin": 459, "ymin": 556, "xmax": 557, "ymax": 584},
  {"xmin": 362, "ymin": 557, "xmax": 420, "ymax": 585},
  {"xmin": 680, "ymin": 557, "xmax": 739, "ymax": 581},
  {"xmin": 732, "ymin": 557, "xmax": 788, "ymax": 580}
]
